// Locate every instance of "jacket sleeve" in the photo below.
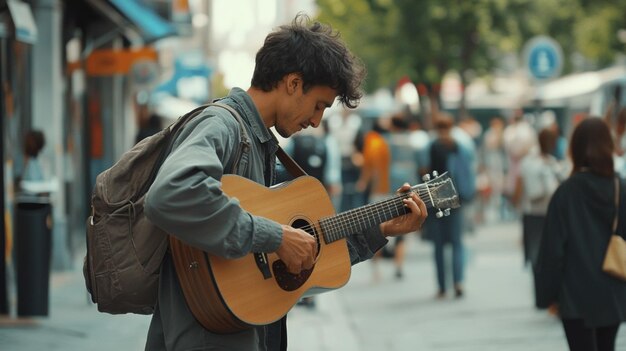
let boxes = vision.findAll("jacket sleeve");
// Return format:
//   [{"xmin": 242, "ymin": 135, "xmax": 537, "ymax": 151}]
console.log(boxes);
[
  {"xmin": 144, "ymin": 114, "xmax": 282, "ymax": 258},
  {"xmin": 347, "ymin": 226, "xmax": 388, "ymax": 265},
  {"xmin": 534, "ymin": 186, "xmax": 567, "ymax": 309}
]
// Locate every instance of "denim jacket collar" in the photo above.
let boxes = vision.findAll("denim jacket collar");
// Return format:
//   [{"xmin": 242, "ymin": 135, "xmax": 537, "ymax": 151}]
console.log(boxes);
[{"xmin": 225, "ymin": 87, "xmax": 277, "ymax": 150}]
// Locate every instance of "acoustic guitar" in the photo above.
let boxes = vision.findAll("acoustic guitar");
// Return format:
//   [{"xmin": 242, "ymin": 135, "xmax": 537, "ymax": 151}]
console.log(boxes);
[{"xmin": 170, "ymin": 172, "xmax": 459, "ymax": 334}]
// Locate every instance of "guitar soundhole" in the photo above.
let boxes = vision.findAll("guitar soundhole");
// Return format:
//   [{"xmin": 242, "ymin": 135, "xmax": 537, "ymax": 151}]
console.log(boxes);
[
  {"xmin": 272, "ymin": 218, "xmax": 319, "ymax": 291},
  {"xmin": 292, "ymin": 218, "xmax": 321, "ymax": 256}
]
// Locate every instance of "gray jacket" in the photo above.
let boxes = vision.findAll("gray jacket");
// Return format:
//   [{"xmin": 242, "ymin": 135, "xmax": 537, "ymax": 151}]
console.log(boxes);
[{"xmin": 144, "ymin": 88, "xmax": 387, "ymax": 350}]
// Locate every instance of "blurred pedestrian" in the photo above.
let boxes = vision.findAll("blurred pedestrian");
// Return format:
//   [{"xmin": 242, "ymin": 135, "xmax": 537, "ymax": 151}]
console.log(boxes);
[
  {"xmin": 134, "ymin": 91, "xmax": 162, "ymax": 144},
  {"xmin": 328, "ymin": 107, "xmax": 365, "ymax": 212},
  {"xmin": 516, "ymin": 127, "xmax": 565, "ymax": 306},
  {"xmin": 356, "ymin": 117, "xmax": 392, "ymax": 281},
  {"xmin": 452, "ymin": 118, "xmax": 479, "ymax": 234},
  {"xmin": 539, "ymin": 110, "xmax": 568, "ymax": 162},
  {"xmin": 328, "ymin": 108, "xmax": 365, "ymax": 212},
  {"xmin": 20, "ymin": 130, "xmax": 58, "ymax": 197},
  {"xmin": 21, "ymin": 130, "xmax": 46, "ymax": 182},
  {"xmin": 423, "ymin": 114, "xmax": 472, "ymax": 299},
  {"xmin": 356, "ymin": 118, "xmax": 391, "ymax": 201},
  {"xmin": 320, "ymin": 119, "xmax": 343, "ymax": 207},
  {"xmin": 535, "ymin": 117, "xmax": 626, "ymax": 351},
  {"xmin": 603, "ymin": 85, "xmax": 622, "ymax": 133},
  {"xmin": 383, "ymin": 113, "xmax": 421, "ymax": 279},
  {"xmin": 135, "ymin": 113, "xmax": 162, "ymax": 144},
  {"xmin": 458, "ymin": 116, "xmax": 482, "ymax": 147},
  {"xmin": 611, "ymin": 108, "xmax": 626, "ymax": 179},
  {"xmin": 480, "ymin": 116, "xmax": 507, "ymax": 223},
  {"xmin": 503, "ymin": 109, "xmax": 537, "ymax": 216},
  {"xmin": 408, "ymin": 119, "xmax": 430, "ymax": 177}
]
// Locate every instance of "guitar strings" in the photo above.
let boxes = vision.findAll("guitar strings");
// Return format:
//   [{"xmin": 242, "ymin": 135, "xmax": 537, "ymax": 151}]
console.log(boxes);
[
  {"xmin": 293, "ymin": 188, "xmax": 434, "ymax": 239},
  {"xmin": 319, "ymin": 181, "xmax": 453, "ymax": 242},
  {"xmin": 321, "ymin": 193, "xmax": 412, "ymax": 242}
]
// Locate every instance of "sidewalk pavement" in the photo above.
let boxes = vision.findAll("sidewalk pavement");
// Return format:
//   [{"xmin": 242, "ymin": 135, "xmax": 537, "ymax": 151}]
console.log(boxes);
[
  {"xmin": 0, "ymin": 260, "xmax": 151, "ymax": 350},
  {"xmin": 286, "ymin": 220, "xmax": 626, "ymax": 351},
  {"xmin": 0, "ymin": 220, "xmax": 625, "ymax": 350}
]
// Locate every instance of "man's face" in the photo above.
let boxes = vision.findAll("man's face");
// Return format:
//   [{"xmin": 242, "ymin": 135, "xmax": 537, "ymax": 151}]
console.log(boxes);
[{"xmin": 275, "ymin": 84, "xmax": 337, "ymax": 138}]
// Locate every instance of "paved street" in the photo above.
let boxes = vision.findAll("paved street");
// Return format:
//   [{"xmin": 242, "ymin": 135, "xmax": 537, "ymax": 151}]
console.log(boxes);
[
  {"xmin": 287, "ymin": 220, "xmax": 626, "ymax": 351},
  {"xmin": 0, "ymin": 220, "xmax": 625, "ymax": 350},
  {"xmin": 0, "ymin": 268, "xmax": 150, "ymax": 350}
]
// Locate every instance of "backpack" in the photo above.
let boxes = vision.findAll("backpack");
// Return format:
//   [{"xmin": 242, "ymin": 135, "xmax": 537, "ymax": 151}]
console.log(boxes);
[
  {"xmin": 447, "ymin": 145, "xmax": 476, "ymax": 202},
  {"xmin": 83, "ymin": 103, "xmax": 251, "ymax": 315}
]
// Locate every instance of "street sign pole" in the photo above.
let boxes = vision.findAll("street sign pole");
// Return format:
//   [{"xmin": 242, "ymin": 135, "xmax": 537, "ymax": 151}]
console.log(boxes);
[{"xmin": 523, "ymin": 36, "xmax": 563, "ymax": 124}]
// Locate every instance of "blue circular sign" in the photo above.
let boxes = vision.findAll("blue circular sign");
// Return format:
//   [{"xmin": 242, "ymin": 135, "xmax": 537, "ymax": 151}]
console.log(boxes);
[{"xmin": 524, "ymin": 36, "xmax": 563, "ymax": 81}]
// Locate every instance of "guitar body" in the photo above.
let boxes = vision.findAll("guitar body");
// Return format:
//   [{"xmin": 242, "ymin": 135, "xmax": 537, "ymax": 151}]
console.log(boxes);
[
  {"xmin": 170, "ymin": 175, "xmax": 350, "ymax": 334},
  {"xmin": 171, "ymin": 171, "xmax": 460, "ymax": 334}
]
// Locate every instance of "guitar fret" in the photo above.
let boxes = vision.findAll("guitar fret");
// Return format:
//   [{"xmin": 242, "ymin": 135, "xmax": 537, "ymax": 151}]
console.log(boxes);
[
  {"xmin": 339, "ymin": 214, "xmax": 347, "ymax": 236},
  {"xmin": 323, "ymin": 218, "xmax": 331, "ymax": 243},
  {"xmin": 338, "ymin": 215, "xmax": 344, "ymax": 239},
  {"xmin": 365, "ymin": 210, "xmax": 376, "ymax": 232},
  {"xmin": 357, "ymin": 208, "xmax": 366, "ymax": 232},
  {"xmin": 342, "ymin": 213, "xmax": 349, "ymax": 238},
  {"xmin": 380, "ymin": 201, "xmax": 387, "ymax": 223},
  {"xmin": 321, "ymin": 173, "xmax": 458, "ymax": 244},
  {"xmin": 394, "ymin": 198, "xmax": 400, "ymax": 216},
  {"xmin": 332, "ymin": 216, "xmax": 339, "ymax": 242}
]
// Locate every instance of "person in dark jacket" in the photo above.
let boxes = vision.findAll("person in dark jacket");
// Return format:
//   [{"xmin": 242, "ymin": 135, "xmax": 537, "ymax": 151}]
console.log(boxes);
[
  {"xmin": 536, "ymin": 117, "xmax": 626, "ymax": 351},
  {"xmin": 423, "ymin": 115, "xmax": 471, "ymax": 298}
]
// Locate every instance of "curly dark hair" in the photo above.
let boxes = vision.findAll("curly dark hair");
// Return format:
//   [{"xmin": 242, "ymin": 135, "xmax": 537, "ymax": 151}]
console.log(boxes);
[{"xmin": 251, "ymin": 14, "xmax": 366, "ymax": 109}]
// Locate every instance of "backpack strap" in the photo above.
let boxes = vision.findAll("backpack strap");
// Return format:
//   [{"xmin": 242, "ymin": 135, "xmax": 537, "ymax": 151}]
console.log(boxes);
[
  {"xmin": 206, "ymin": 103, "xmax": 251, "ymax": 175},
  {"xmin": 137, "ymin": 104, "xmax": 210, "ymax": 201},
  {"xmin": 145, "ymin": 103, "xmax": 305, "ymax": 202}
]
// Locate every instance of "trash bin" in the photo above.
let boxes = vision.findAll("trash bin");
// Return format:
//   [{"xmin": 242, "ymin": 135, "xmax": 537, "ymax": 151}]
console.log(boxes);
[{"xmin": 14, "ymin": 194, "xmax": 52, "ymax": 317}]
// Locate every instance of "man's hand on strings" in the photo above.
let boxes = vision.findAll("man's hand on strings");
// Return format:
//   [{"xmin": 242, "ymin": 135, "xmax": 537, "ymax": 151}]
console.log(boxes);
[
  {"xmin": 275, "ymin": 225, "xmax": 318, "ymax": 274},
  {"xmin": 380, "ymin": 183, "xmax": 428, "ymax": 237}
]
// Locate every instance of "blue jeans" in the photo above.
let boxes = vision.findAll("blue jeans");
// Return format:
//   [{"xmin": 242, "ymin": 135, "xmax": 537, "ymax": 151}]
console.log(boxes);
[{"xmin": 429, "ymin": 209, "xmax": 465, "ymax": 292}]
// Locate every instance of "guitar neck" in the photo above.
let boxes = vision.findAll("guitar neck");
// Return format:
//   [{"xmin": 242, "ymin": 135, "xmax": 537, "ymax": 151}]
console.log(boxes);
[{"xmin": 320, "ymin": 183, "xmax": 434, "ymax": 243}]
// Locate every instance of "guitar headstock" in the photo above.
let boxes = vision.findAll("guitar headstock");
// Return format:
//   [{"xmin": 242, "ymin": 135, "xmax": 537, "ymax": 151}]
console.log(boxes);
[{"xmin": 414, "ymin": 171, "xmax": 460, "ymax": 218}]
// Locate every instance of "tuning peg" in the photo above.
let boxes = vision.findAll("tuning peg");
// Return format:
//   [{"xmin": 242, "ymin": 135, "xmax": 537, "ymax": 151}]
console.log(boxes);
[
  {"xmin": 444, "ymin": 208, "xmax": 451, "ymax": 216},
  {"xmin": 422, "ymin": 174, "xmax": 431, "ymax": 182},
  {"xmin": 432, "ymin": 170, "xmax": 439, "ymax": 177},
  {"xmin": 436, "ymin": 209, "xmax": 444, "ymax": 218}
]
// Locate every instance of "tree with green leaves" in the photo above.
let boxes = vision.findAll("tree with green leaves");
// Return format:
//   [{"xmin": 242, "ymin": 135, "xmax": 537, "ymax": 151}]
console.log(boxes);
[{"xmin": 316, "ymin": 0, "xmax": 626, "ymax": 121}]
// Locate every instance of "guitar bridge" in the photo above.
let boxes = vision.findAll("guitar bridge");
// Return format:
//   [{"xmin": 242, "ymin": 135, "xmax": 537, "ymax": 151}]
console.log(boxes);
[{"xmin": 254, "ymin": 253, "xmax": 272, "ymax": 279}]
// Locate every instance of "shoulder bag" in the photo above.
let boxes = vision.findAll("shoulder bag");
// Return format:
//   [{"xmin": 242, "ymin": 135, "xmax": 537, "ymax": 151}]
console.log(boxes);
[{"xmin": 602, "ymin": 177, "xmax": 626, "ymax": 281}]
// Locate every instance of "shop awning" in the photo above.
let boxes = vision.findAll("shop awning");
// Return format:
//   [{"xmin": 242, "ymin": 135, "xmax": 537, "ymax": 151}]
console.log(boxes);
[
  {"xmin": 107, "ymin": 0, "xmax": 177, "ymax": 43},
  {"xmin": 6, "ymin": 0, "xmax": 37, "ymax": 44},
  {"xmin": 84, "ymin": 0, "xmax": 177, "ymax": 44}
]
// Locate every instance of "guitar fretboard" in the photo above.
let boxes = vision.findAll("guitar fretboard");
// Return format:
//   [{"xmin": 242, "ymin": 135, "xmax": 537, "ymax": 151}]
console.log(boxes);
[{"xmin": 319, "ymin": 187, "xmax": 433, "ymax": 243}]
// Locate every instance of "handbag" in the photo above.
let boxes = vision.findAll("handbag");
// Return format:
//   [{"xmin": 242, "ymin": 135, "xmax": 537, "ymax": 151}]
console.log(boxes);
[{"xmin": 602, "ymin": 177, "xmax": 626, "ymax": 281}]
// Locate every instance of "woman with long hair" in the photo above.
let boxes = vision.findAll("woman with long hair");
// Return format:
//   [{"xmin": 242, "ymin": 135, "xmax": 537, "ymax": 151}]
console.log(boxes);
[{"xmin": 536, "ymin": 117, "xmax": 626, "ymax": 351}]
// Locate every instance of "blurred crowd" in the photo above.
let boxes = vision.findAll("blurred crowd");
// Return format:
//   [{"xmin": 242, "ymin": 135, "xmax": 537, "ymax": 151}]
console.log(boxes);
[{"xmin": 277, "ymin": 100, "xmax": 625, "ymax": 295}]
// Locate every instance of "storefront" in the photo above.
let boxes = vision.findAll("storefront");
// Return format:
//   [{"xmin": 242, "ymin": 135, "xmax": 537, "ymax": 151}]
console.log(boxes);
[
  {"xmin": 0, "ymin": 0, "xmax": 38, "ymax": 315},
  {"xmin": 63, "ymin": 0, "xmax": 177, "ymax": 239}
]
